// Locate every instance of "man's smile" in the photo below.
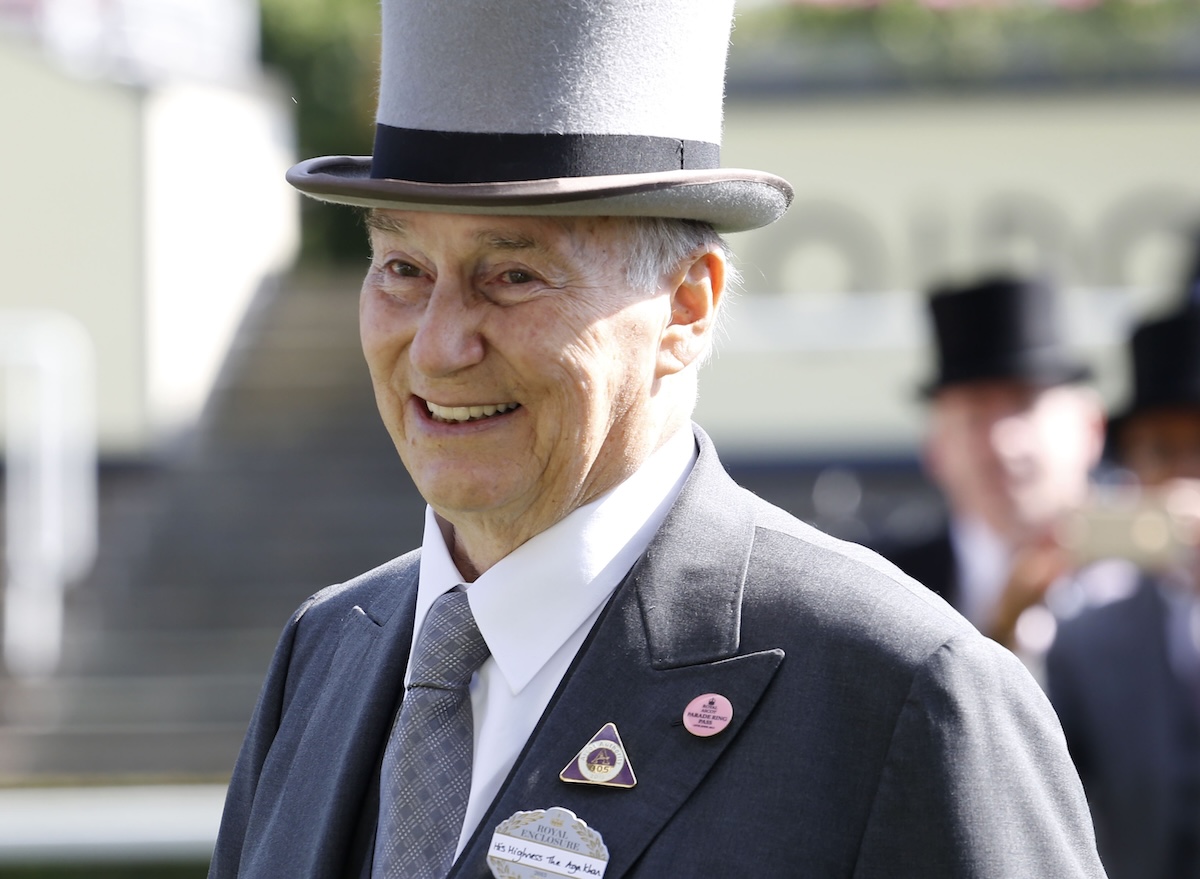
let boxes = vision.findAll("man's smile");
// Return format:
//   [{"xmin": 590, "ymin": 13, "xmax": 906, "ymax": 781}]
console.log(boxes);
[{"xmin": 424, "ymin": 399, "xmax": 522, "ymax": 424}]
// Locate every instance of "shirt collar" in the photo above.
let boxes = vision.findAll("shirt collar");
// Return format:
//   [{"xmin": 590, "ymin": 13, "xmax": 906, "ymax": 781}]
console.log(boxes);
[{"xmin": 416, "ymin": 427, "xmax": 697, "ymax": 695}]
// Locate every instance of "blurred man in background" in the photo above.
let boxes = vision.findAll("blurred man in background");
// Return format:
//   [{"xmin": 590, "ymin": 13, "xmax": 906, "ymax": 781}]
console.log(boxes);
[
  {"xmin": 885, "ymin": 274, "xmax": 1107, "ymax": 656},
  {"xmin": 1047, "ymin": 265, "xmax": 1200, "ymax": 879}
]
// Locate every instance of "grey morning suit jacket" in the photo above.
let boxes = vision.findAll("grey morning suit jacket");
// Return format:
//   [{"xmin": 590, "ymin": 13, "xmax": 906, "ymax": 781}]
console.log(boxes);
[{"xmin": 210, "ymin": 427, "xmax": 1106, "ymax": 878}]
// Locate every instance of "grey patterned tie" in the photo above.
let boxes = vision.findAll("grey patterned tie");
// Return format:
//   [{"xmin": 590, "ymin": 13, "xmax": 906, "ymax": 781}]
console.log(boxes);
[{"xmin": 373, "ymin": 590, "xmax": 491, "ymax": 879}]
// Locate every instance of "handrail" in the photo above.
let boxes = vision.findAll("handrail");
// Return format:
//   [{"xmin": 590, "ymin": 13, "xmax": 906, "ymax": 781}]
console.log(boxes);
[
  {"xmin": 0, "ymin": 784, "xmax": 224, "ymax": 861},
  {"xmin": 0, "ymin": 309, "xmax": 97, "ymax": 678}
]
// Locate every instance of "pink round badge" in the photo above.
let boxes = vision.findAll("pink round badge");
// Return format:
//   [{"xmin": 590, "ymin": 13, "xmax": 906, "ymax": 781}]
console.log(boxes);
[{"xmin": 682, "ymin": 693, "xmax": 734, "ymax": 737}]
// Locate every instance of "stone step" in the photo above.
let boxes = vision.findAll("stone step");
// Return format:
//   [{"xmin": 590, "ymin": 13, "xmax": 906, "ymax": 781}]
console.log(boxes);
[
  {"xmin": 56, "ymin": 628, "xmax": 281, "ymax": 678},
  {"xmin": 0, "ymin": 724, "xmax": 247, "ymax": 781},
  {"xmin": 68, "ymin": 582, "xmax": 331, "ymax": 632},
  {"xmin": 0, "ymin": 675, "xmax": 263, "ymax": 728},
  {"xmin": 0, "ymin": 675, "xmax": 262, "ymax": 781},
  {"xmin": 125, "ymin": 521, "xmax": 419, "ymax": 593}
]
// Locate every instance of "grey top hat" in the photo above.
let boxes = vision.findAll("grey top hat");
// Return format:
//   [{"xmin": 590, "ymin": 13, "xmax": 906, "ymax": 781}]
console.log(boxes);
[
  {"xmin": 286, "ymin": 0, "xmax": 793, "ymax": 233},
  {"xmin": 920, "ymin": 274, "xmax": 1091, "ymax": 398}
]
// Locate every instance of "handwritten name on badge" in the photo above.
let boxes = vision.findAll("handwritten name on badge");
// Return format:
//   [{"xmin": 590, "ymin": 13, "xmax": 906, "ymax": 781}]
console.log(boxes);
[{"xmin": 487, "ymin": 807, "xmax": 609, "ymax": 879}]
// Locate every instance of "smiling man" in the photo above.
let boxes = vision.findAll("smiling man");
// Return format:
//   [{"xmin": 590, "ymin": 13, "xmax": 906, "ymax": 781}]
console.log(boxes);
[
  {"xmin": 208, "ymin": 2, "xmax": 1107, "ymax": 878},
  {"xmin": 358, "ymin": 212, "xmax": 719, "ymax": 580}
]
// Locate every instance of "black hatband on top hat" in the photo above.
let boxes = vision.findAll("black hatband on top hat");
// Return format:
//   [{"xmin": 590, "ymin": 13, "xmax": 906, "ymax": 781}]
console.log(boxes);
[{"xmin": 368, "ymin": 127, "xmax": 721, "ymax": 184}]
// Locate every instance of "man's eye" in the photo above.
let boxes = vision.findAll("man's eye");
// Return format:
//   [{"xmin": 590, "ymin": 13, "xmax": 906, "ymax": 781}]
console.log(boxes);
[
  {"xmin": 385, "ymin": 260, "xmax": 422, "ymax": 278},
  {"xmin": 499, "ymin": 269, "xmax": 535, "ymax": 284}
]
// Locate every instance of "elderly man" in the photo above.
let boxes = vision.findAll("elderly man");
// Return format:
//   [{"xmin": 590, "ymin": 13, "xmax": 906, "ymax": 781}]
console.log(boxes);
[
  {"xmin": 885, "ymin": 275, "xmax": 1107, "ymax": 655},
  {"xmin": 209, "ymin": 2, "xmax": 1106, "ymax": 877}
]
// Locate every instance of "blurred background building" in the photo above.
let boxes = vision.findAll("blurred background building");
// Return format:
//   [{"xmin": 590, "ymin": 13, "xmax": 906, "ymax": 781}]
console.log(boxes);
[{"xmin": 0, "ymin": 0, "xmax": 1197, "ymax": 874}]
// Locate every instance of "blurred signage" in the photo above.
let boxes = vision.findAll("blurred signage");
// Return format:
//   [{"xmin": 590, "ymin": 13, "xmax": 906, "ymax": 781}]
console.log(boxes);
[
  {"xmin": 700, "ymin": 89, "xmax": 1200, "ymax": 457},
  {"xmin": 724, "ymin": 91, "xmax": 1200, "ymax": 300}
]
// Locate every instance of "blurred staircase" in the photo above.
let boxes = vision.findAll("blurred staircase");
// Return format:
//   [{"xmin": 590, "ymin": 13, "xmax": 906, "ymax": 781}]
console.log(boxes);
[{"xmin": 0, "ymin": 269, "xmax": 427, "ymax": 783}]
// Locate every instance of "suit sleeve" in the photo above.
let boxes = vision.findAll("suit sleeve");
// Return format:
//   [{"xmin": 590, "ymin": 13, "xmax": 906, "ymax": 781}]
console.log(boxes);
[
  {"xmin": 853, "ymin": 634, "xmax": 1107, "ymax": 878},
  {"xmin": 207, "ymin": 599, "xmax": 313, "ymax": 878}
]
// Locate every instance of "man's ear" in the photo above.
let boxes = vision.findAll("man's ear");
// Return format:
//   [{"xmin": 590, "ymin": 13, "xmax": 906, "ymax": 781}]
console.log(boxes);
[{"xmin": 657, "ymin": 249, "xmax": 725, "ymax": 377}]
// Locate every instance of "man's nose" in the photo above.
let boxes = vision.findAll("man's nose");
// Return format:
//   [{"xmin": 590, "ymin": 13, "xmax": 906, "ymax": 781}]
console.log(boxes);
[{"xmin": 409, "ymin": 280, "xmax": 486, "ymax": 377}]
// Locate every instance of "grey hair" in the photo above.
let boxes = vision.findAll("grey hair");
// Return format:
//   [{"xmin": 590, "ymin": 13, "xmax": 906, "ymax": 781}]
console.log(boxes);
[
  {"xmin": 621, "ymin": 217, "xmax": 738, "ymax": 293},
  {"xmin": 621, "ymin": 217, "xmax": 739, "ymax": 366}
]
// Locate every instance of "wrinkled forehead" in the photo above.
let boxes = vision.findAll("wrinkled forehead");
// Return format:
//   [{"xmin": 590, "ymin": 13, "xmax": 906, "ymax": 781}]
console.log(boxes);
[{"xmin": 364, "ymin": 208, "xmax": 638, "ymax": 254}]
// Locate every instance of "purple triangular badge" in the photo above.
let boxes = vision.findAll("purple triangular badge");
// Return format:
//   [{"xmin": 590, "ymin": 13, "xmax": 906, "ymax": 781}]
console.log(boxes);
[{"xmin": 559, "ymin": 722, "xmax": 637, "ymax": 788}]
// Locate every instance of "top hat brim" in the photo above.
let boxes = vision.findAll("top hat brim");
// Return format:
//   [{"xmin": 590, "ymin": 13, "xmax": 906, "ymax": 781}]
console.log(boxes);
[
  {"xmin": 287, "ymin": 156, "xmax": 793, "ymax": 234},
  {"xmin": 917, "ymin": 361, "xmax": 1092, "ymax": 400}
]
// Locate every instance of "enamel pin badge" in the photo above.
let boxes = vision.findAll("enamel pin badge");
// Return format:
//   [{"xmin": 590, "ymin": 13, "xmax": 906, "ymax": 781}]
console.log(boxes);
[
  {"xmin": 559, "ymin": 722, "xmax": 637, "ymax": 788},
  {"xmin": 682, "ymin": 693, "xmax": 733, "ymax": 737},
  {"xmin": 488, "ymin": 806, "xmax": 609, "ymax": 878}
]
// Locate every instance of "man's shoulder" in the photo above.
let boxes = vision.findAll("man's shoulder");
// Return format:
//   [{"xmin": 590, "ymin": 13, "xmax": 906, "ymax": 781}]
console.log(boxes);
[
  {"xmin": 259, "ymin": 550, "xmax": 422, "ymax": 699},
  {"xmin": 729, "ymin": 492, "xmax": 1038, "ymax": 741},
  {"xmin": 294, "ymin": 548, "xmax": 422, "ymax": 626},
  {"xmin": 738, "ymin": 491, "xmax": 976, "ymax": 657}
]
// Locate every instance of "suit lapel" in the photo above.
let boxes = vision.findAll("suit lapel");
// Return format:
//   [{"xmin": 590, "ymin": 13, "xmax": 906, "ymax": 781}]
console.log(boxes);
[
  {"xmin": 251, "ymin": 557, "xmax": 419, "ymax": 878},
  {"xmin": 452, "ymin": 429, "xmax": 786, "ymax": 878}
]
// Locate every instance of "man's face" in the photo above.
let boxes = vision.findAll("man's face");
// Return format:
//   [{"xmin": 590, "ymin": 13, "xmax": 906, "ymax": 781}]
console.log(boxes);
[
  {"xmin": 360, "ymin": 210, "xmax": 686, "ymax": 567},
  {"xmin": 925, "ymin": 380, "xmax": 1103, "ymax": 542},
  {"xmin": 1119, "ymin": 407, "xmax": 1200, "ymax": 485}
]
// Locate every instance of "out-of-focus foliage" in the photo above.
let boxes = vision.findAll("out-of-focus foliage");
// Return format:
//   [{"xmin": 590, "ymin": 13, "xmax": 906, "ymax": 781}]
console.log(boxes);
[
  {"xmin": 731, "ymin": 0, "xmax": 1200, "ymax": 89},
  {"xmin": 260, "ymin": 0, "xmax": 380, "ymax": 265}
]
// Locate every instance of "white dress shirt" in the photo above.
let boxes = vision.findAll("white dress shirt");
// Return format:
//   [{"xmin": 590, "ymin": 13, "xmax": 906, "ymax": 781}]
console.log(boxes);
[
  {"xmin": 409, "ymin": 427, "xmax": 697, "ymax": 856},
  {"xmin": 948, "ymin": 516, "xmax": 1011, "ymax": 631}
]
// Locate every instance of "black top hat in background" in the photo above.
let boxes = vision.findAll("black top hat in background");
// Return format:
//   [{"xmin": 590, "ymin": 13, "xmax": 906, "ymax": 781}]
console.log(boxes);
[
  {"xmin": 1120, "ymin": 306, "xmax": 1200, "ymax": 418},
  {"xmin": 920, "ymin": 274, "xmax": 1092, "ymax": 398},
  {"xmin": 1111, "ymin": 235, "xmax": 1200, "ymax": 424}
]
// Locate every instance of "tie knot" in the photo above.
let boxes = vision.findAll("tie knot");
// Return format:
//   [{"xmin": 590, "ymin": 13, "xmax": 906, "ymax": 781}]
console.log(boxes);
[{"xmin": 408, "ymin": 591, "xmax": 490, "ymax": 690}]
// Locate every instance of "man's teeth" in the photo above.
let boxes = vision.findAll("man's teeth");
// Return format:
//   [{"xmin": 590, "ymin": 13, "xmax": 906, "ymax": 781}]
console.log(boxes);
[{"xmin": 426, "ymin": 401, "xmax": 519, "ymax": 423}]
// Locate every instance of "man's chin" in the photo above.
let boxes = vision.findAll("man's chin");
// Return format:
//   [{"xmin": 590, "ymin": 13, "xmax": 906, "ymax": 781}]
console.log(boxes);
[{"xmin": 420, "ymin": 475, "xmax": 526, "ymax": 522}]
